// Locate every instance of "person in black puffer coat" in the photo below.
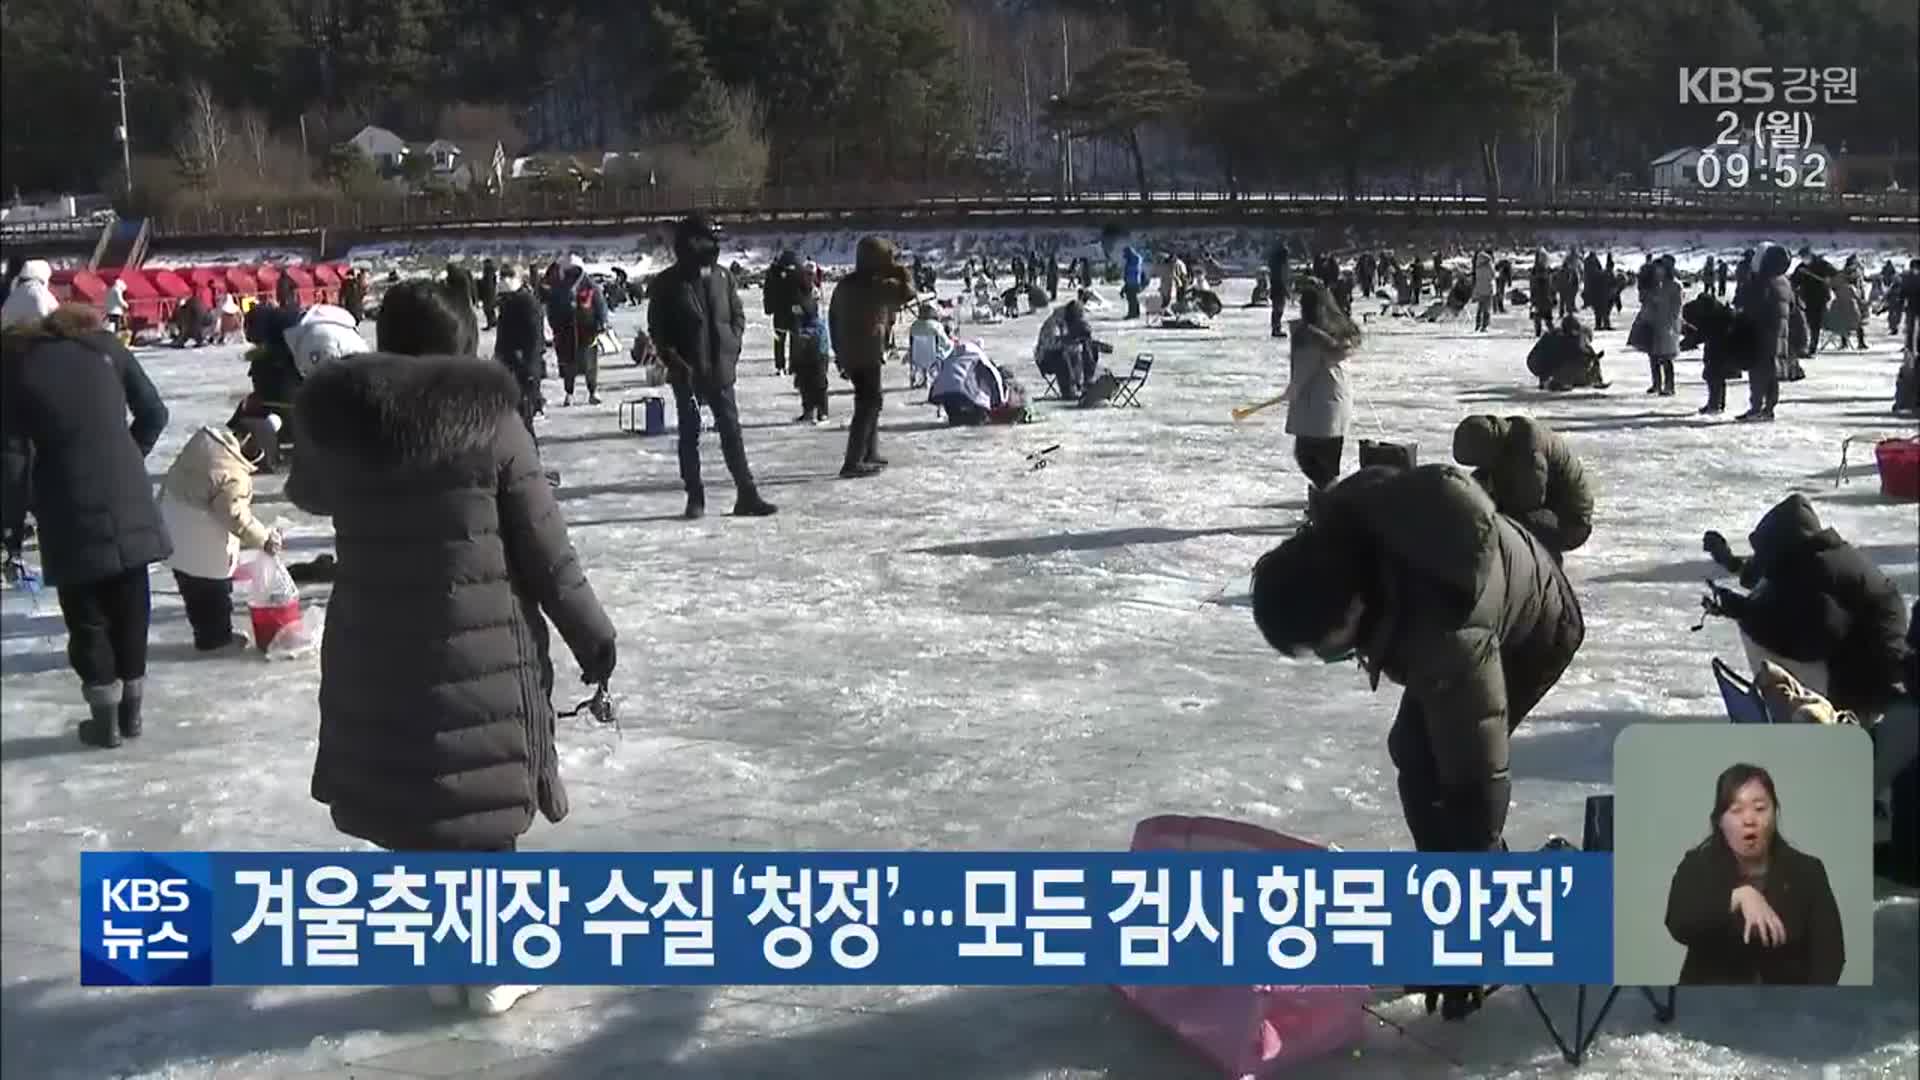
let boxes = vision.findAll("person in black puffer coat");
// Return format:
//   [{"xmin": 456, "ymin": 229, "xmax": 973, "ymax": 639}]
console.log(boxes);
[
  {"xmin": 287, "ymin": 352, "xmax": 616, "ymax": 861},
  {"xmin": 1268, "ymin": 240, "xmax": 1291, "ymax": 338},
  {"xmin": 648, "ymin": 214, "xmax": 776, "ymax": 520},
  {"xmin": 477, "ymin": 258, "xmax": 499, "ymax": 330},
  {"xmin": 1735, "ymin": 245, "xmax": 1793, "ymax": 421},
  {"xmin": 1703, "ymin": 494, "xmax": 1908, "ymax": 723},
  {"xmin": 1681, "ymin": 291, "xmax": 1743, "ymax": 415},
  {"xmin": 1253, "ymin": 465, "xmax": 1585, "ymax": 853},
  {"xmin": 1791, "ymin": 250, "xmax": 1836, "ymax": 355},
  {"xmin": 763, "ymin": 250, "xmax": 802, "ymax": 375},
  {"xmin": 2, "ymin": 303, "xmax": 170, "ymax": 748},
  {"xmin": 492, "ymin": 266, "xmax": 547, "ymax": 438},
  {"xmin": 1527, "ymin": 254, "xmax": 1556, "ymax": 337},
  {"xmin": 1450, "ymin": 415, "xmax": 1594, "ymax": 558},
  {"xmin": 1250, "ymin": 464, "xmax": 1585, "ymax": 1018}
]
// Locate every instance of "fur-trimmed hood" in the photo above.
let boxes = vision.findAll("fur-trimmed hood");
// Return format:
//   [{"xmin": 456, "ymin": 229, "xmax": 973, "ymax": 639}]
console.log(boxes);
[
  {"xmin": 1, "ymin": 302, "xmax": 105, "ymax": 348},
  {"xmin": 293, "ymin": 352, "xmax": 519, "ymax": 467}
]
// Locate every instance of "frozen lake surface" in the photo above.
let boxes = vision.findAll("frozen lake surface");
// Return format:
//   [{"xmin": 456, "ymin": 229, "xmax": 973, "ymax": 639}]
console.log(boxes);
[{"xmin": 3, "ymin": 271, "xmax": 1917, "ymax": 1078}]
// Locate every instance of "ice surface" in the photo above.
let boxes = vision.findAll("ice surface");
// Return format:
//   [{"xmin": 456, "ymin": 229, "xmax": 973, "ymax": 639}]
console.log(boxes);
[
  {"xmin": 3, "ymin": 268, "xmax": 1918, "ymax": 1078},
  {"xmin": 144, "ymin": 222, "xmax": 1920, "ymax": 280}
]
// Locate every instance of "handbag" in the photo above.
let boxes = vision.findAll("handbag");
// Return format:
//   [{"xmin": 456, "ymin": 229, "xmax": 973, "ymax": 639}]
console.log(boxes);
[
  {"xmin": 594, "ymin": 329, "xmax": 623, "ymax": 357},
  {"xmin": 1358, "ymin": 438, "xmax": 1417, "ymax": 470}
]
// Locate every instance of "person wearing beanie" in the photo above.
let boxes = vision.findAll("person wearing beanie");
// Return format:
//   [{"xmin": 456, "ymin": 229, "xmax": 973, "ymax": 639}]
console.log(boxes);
[
  {"xmin": 1249, "ymin": 464, "xmax": 1585, "ymax": 1022},
  {"xmin": 2, "ymin": 302, "xmax": 171, "ymax": 749},
  {"xmin": 1, "ymin": 259, "xmax": 58, "ymax": 329},
  {"xmin": 646, "ymin": 214, "xmax": 775, "ymax": 518},
  {"xmin": 1450, "ymin": 414, "xmax": 1593, "ymax": 558}
]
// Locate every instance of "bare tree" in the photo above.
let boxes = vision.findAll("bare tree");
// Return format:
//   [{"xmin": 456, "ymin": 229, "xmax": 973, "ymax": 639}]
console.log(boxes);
[
  {"xmin": 237, "ymin": 109, "xmax": 271, "ymax": 179},
  {"xmin": 173, "ymin": 81, "xmax": 230, "ymax": 188}
]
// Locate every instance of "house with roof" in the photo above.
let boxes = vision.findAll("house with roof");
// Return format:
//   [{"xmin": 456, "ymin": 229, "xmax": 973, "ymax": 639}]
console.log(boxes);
[{"xmin": 347, "ymin": 125, "xmax": 409, "ymax": 172}]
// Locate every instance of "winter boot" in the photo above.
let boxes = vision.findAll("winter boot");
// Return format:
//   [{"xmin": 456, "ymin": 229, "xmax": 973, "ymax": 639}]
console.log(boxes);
[
  {"xmin": 117, "ymin": 677, "xmax": 144, "ymax": 739},
  {"xmin": 684, "ymin": 491, "xmax": 706, "ymax": 520},
  {"xmin": 795, "ymin": 407, "xmax": 815, "ymax": 424},
  {"xmin": 839, "ymin": 462, "xmax": 884, "ymax": 480},
  {"xmin": 79, "ymin": 681, "xmax": 123, "ymax": 749},
  {"xmin": 732, "ymin": 491, "xmax": 777, "ymax": 517},
  {"xmin": 1647, "ymin": 360, "xmax": 1662, "ymax": 394}
]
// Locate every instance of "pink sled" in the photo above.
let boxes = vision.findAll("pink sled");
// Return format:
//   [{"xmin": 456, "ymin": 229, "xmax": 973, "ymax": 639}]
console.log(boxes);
[{"xmin": 1113, "ymin": 815, "xmax": 1370, "ymax": 1079}]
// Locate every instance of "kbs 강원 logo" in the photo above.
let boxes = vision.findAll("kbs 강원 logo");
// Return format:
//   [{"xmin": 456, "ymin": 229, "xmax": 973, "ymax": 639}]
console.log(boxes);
[{"xmin": 81, "ymin": 852, "xmax": 215, "ymax": 986}]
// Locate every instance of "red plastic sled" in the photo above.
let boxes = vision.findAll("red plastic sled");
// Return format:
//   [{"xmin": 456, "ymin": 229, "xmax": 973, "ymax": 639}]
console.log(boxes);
[{"xmin": 1114, "ymin": 815, "xmax": 1370, "ymax": 1078}]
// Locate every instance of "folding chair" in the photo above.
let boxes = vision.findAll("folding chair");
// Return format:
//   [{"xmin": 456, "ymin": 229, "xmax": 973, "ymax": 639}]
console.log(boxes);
[
  {"xmin": 1110, "ymin": 352, "xmax": 1155, "ymax": 408},
  {"xmin": 1518, "ymin": 794, "xmax": 1678, "ymax": 1066},
  {"xmin": 1038, "ymin": 367, "xmax": 1060, "ymax": 399},
  {"xmin": 1713, "ymin": 658, "xmax": 1773, "ymax": 724}
]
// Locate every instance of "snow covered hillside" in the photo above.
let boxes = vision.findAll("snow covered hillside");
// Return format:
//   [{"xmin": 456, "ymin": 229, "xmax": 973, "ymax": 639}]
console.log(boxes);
[{"xmin": 2, "ymin": 275, "xmax": 1917, "ymax": 1078}]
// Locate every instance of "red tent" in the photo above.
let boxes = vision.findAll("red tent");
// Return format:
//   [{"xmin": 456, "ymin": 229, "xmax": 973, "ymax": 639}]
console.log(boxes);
[
  {"xmin": 148, "ymin": 269, "xmax": 191, "ymax": 324},
  {"xmin": 49, "ymin": 269, "xmax": 108, "ymax": 306},
  {"xmin": 223, "ymin": 266, "xmax": 260, "ymax": 300},
  {"xmin": 250, "ymin": 264, "xmax": 282, "ymax": 302},
  {"xmin": 185, "ymin": 267, "xmax": 227, "ymax": 297},
  {"xmin": 311, "ymin": 264, "xmax": 341, "ymax": 305},
  {"xmin": 101, "ymin": 268, "xmax": 166, "ymax": 330},
  {"xmin": 283, "ymin": 265, "xmax": 319, "ymax": 307}
]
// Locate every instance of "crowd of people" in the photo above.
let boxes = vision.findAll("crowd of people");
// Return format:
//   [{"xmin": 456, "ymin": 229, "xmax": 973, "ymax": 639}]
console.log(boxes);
[{"xmin": 2, "ymin": 224, "xmax": 1916, "ymax": 1018}]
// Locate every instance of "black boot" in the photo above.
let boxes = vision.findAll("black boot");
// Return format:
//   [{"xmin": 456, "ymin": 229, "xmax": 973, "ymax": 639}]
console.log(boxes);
[
  {"xmin": 79, "ymin": 682, "xmax": 123, "ymax": 749},
  {"xmin": 732, "ymin": 490, "xmax": 777, "ymax": 517},
  {"xmin": 117, "ymin": 677, "xmax": 144, "ymax": 739},
  {"xmin": 684, "ymin": 490, "xmax": 706, "ymax": 520},
  {"xmin": 839, "ymin": 462, "xmax": 883, "ymax": 479}
]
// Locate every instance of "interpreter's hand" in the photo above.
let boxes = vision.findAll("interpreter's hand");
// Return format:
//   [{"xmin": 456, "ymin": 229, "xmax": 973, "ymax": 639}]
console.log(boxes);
[
  {"xmin": 263, "ymin": 531, "xmax": 284, "ymax": 556},
  {"xmin": 1731, "ymin": 884, "xmax": 1786, "ymax": 948}
]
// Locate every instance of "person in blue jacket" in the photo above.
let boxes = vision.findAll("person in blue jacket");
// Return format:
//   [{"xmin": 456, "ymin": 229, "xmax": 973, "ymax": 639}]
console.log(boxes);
[{"xmin": 1121, "ymin": 245, "xmax": 1147, "ymax": 320}]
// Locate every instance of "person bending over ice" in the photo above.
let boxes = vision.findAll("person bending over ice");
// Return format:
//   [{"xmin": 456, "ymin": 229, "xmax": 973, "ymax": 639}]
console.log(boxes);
[
  {"xmin": 1250, "ymin": 464, "xmax": 1586, "ymax": 1018},
  {"xmin": 159, "ymin": 422, "xmax": 284, "ymax": 652},
  {"xmin": 1450, "ymin": 415, "xmax": 1593, "ymax": 558},
  {"xmin": 1702, "ymin": 494, "xmax": 1908, "ymax": 725}
]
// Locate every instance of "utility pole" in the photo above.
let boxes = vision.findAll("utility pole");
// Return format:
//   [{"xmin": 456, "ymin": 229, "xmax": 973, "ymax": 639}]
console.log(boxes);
[
  {"xmin": 112, "ymin": 55, "xmax": 133, "ymax": 199},
  {"xmin": 1060, "ymin": 15, "xmax": 1074, "ymax": 195}
]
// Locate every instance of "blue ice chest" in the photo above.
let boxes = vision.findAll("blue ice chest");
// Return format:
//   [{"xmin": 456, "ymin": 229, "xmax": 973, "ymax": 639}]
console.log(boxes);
[{"xmin": 619, "ymin": 395, "xmax": 666, "ymax": 436}]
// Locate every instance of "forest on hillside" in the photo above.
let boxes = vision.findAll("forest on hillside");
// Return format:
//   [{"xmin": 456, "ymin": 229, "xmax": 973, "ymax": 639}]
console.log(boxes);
[{"xmin": 2, "ymin": 0, "xmax": 1914, "ymax": 208}]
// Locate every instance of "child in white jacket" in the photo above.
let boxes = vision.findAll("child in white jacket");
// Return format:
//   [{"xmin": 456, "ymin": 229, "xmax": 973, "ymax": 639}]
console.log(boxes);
[{"xmin": 159, "ymin": 424, "xmax": 283, "ymax": 650}]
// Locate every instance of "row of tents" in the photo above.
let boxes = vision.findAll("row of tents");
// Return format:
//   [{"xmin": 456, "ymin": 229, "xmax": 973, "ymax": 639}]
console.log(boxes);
[{"xmin": 48, "ymin": 262, "xmax": 355, "ymax": 336}]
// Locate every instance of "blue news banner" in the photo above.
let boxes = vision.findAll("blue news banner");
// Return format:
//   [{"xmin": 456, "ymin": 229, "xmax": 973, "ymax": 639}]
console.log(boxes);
[{"xmin": 81, "ymin": 851, "xmax": 1611, "ymax": 988}]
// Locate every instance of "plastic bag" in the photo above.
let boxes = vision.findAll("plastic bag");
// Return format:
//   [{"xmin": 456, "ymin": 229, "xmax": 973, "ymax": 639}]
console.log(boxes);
[{"xmin": 238, "ymin": 550, "xmax": 314, "ymax": 658}]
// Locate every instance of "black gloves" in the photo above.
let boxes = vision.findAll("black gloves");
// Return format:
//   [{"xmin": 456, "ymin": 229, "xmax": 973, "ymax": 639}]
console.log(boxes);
[
  {"xmin": 580, "ymin": 637, "xmax": 616, "ymax": 685},
  {"xmin": 1703, "ymin": 529, "xmax": 1732, "ymax": 563}
]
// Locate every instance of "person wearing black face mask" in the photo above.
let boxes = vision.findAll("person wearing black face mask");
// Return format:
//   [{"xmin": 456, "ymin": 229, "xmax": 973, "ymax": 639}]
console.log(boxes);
[
  {"xmin": 1250, "ymin": 465, "xmax": 1586, "ymax": 860},
  {"xmin": 646, "ymin": 215, "xmax": 775, "ymax": 519}
]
